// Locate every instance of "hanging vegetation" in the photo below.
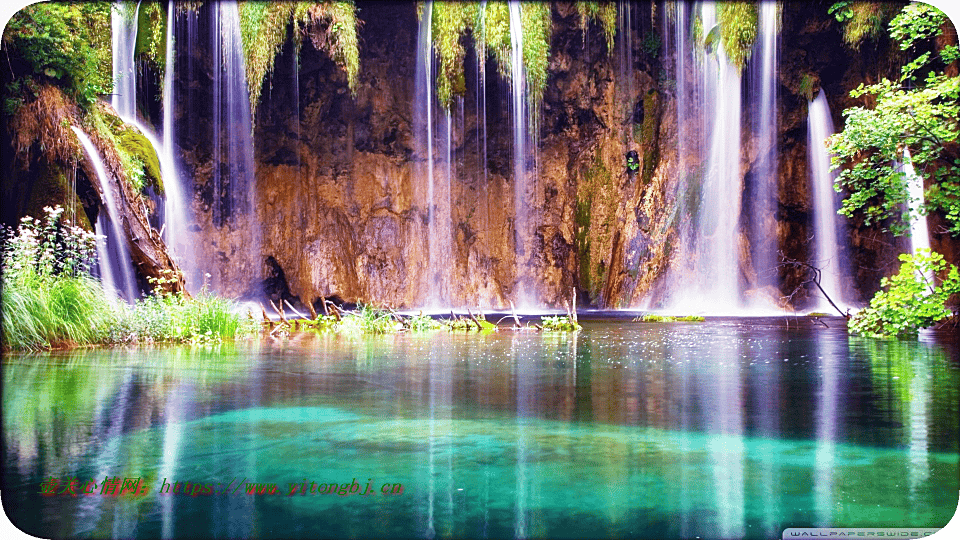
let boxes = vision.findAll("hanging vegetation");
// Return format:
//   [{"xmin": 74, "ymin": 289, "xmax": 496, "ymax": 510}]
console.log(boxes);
[
  {"xmin": 828, "ymin": 1, "xmax": 901, "ymax": 49},
  {"xmin": 424, "ymin": 1, "xmax": 553, "ymax": 124},
  {"xmin": 716, "ymin": 1, "xmax": 758, "ymax": 71},
  {"xmin": 574, "ymin": 1, "xmax": 617, "ymax": 55},
  {"xmin": 238, "ymin": 1, "xmax": 360, "ymax": 117},
  {"xmin": 134, "ymin": 1, "xmax": 167, "ymax": 75},
  {"xmin": 430, "ymin": 2, "xmax": 479, "ymax": 110}
]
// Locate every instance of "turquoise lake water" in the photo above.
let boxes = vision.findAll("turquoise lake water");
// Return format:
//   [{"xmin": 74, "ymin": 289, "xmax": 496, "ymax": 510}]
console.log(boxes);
[{"xmin": 3, "ymin": 319, "xmax": 958, "ymax": 538}]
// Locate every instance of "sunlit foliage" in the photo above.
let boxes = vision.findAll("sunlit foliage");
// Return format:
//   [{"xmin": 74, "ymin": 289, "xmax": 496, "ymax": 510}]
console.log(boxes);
[
  {"xmin": 423, "ymin": 1, "xmax": 553, "ymax": 126},
  {"xmin": 716, "ymin": 1, "xmax": 757, "ymax": 71},
  {"xmin": 849, "ymin": 250, "xmax": 960, "ymax": 338},
  {"xmin": 828, "ymin": 1, "xmax": 900, "ymax": 49},
  {"xmin": 574, "ymin": 1, "xmax": 617, "ymax": 54}
]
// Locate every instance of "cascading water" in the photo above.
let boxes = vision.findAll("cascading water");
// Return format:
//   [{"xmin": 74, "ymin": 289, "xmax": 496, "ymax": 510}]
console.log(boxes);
[
  {"xmin": 415, "ymin": 3, "xmax": 454, "ymax": 308},
  {"xmin": 160, "ymin": 0, "xmax": 194, "ymax": 289},
  {"xmin": 111, "ymin": 2, "xmax": 139, "ymax": 119},
  {"xmin": 206, "ymin": 0, "xmax": 259, "ymax": 295},
  {"xmin": 111, "ymin": 0, "xmax": 193, "ymax": 290},
  {"xmin": 903, "ymin": 148, "xmax": 934, "ymax": 285},
  {"xmin": 807, "ymin": 91, "xmax": 846, "ymax": 308},
  {"xmin": 72, "ymin": 127, "xmax": 140, "ymax": 302},
  {"xmin": 749, "ymin": 1, "xmax": 779, "ymax": 298},
  {"xmin": 666, "ymin": 3, "xmax": 744, "ymax": 313},
  {"xmin": 509, "ymin": 0, "xmax": 535, "ymax": 307}
]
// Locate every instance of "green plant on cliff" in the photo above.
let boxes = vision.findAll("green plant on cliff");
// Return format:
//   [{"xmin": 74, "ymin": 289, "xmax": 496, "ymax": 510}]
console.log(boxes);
[
  {"xmin": 133, "ymin": 1, "xmax": 167, "ymax": 75},
  {"xmin": 849, "ymin": 250, "xmax": 960, "ymax": 339},
  {"xmin": 424, "ymin": 1, "xmax": 552, "ymax": 126},
  {"xmin": 2, "ymin": 2, "xmax": 112, "ymax": 110},
  {"xmin": 716, "ymin": 1, "xmax": 757, "ymax": 71},
  {"xmin": 829, "ymin": 1, "xmax": 900, "ymax": 49},
  {"xmin": 828, "ymin": 3, "xmax": 960, "ymax": 236},
  {"xmin": 574, "ymin": 1, "xmax": 617, "ymax": 55},
  {"xmin": 238, "ymin": 1, "xmax": 359, "ymax": 117}
]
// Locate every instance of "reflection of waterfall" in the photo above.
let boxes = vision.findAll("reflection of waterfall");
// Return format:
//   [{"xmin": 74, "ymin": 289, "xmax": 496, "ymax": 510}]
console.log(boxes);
[
  {"xmin": 813, "ymin": 333, "xmax": 842, "ymax": 526},
  {"xmin": 72, "ymin": 127, "xmax": 140, "ymax": 302},
  {"xmin": 703, "ymin": 337, "xmax": 745, "ymax": 538},
  {"xmin": 808, "ymin": 91, "xmax": 846, "ymax": 308}
]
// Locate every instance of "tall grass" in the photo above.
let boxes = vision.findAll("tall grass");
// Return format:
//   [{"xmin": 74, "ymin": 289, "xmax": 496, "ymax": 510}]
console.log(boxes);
[
  {"xmin": 1, "ymin": 207, "xmax": 112, "ymax": 350},
  {"xmin": 2, "ymin": 207, "xmax": 257, "ymax": 351}
]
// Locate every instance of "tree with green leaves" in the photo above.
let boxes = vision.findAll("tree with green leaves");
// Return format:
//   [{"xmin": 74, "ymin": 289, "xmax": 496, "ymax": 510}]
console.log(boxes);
[
  {"xmin": 828, "ymin": 3, "xmax": 960, "ymax": 237},
  {"xmin": 828, "ymin": 3, "xmax": 959, "ymax": 338}
]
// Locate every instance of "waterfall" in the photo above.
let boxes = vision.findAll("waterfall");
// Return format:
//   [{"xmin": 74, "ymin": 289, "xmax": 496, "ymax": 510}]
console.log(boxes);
[
  {"xmin": 903, "ymin": 148, "xmax": 934, "ymax": 285},
  {"xmin": 664, "ymin": 3, "xmax": 744, "ymax": 313},
  {"xmin": 72, "ymin": 127, "xmax": 140, "ymax": 302},
  {"xmin": 111, "ymin": 2, "xmax": 139, "ymax": 119},
  {"xmin": 415, "ymin": 3, "xmax": 453, "ymax": 308},
  {"xmin": 209, "ymin": 0, "xmax": 259, "ymax": 294},
  {"xmin": 161, "ymin": 0, "xmax": 194, "ymax": 289},
  {"xmin": 509, "ymin": 0, "xmax": 535, "ymax": 308},
  {"xmin": 749, "ymin": 1, "xmax": 779, "ymax": 298},
  {"xmin": 807, "ymin": 91, "xmax": 845, "ymax": 308}
]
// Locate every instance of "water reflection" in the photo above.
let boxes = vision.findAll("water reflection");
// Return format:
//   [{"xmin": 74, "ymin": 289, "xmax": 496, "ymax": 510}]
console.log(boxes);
[{"xmin": 3, "ymin": 322, "xmax": 957, "ymax": 539}]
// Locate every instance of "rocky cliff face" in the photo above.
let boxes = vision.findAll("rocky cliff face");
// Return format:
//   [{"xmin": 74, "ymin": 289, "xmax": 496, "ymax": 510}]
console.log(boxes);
[{"xmin": 171, "ymin": 1, "xmax": 953, "ymax": 311}]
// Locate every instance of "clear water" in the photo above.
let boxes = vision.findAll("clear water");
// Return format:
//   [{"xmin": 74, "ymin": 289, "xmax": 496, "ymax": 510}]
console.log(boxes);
[{"xmin": 3, "ymin": 320, "xmax": 957, "ymax": 539}]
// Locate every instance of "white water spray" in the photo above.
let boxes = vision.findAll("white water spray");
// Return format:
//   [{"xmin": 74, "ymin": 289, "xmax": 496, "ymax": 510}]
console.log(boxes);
[
  {"xmin": 807, "ymin": 91, "xmax": 845, "ymax": 308},
  {"xmin": 72, "ymin": 127, "xmax": 139, "ymax": 302}
]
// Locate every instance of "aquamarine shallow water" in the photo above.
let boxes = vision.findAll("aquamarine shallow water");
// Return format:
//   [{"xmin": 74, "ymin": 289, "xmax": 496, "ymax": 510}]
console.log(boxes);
[{"xmin": 3, "ymin": 319, "xmax": 958, "ymax": 539}]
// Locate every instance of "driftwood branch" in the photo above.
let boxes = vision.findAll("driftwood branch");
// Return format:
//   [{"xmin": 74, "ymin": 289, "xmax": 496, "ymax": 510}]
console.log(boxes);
[{"xmin": 778, "ymin": 255, "xmax": 849, "ymax": 319}]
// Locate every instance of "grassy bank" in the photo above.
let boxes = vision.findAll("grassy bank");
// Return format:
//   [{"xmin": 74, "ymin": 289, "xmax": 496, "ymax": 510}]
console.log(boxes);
[{"xmin": 1, "ymin": 207, "xmax": 255, "ymax": 351}]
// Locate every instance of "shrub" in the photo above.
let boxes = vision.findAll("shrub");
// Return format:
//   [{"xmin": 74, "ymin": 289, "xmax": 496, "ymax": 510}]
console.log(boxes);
[
  {"xmin": 540, "ymin": 315, "xmax": 581, "ymax": 331},
  {"xmin": 849, "ymin": 250, "xmax": 960, "ymax": 339}
]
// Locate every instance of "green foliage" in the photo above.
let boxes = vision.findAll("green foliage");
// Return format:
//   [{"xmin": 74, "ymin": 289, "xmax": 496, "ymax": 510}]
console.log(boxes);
[
  {"xmin": 641, "ymin": 32, "xmax": 661, "ymax": 58},
  {"xmin": 635, "ymin": 314, "xmax": 705, "ymax": 322},
  {"xmin": 430, "ymin": 2, "xmax": 479, "ymax": 110},
  {"xmin": 3, "ymin": 2, "xmax": 112, "ymax": 108},
  {"xmin": 828, "ymin": 3, "xmax": 960, "ymax": 236},
  {"xmin": 238, "ymin": 1, "xmax": 359, "ymax": 117},
  {"xmin": 798, "ymin": 73, "xmax": 816, "ymax": 101},
  {"xmin": 1, "ymin": 206, "xmax": 108, "ymax": 350},
  {"xmin": 407, "ymin": 312, "xmax": 444, "ymax": 332},
  {"xmin": 574, "ymin": 1, "xmax": 617, "ymax": 55},
  {"xmin": 1, "ymin": 207, "xmax": 257, "ymax": 350},
  {"xmin": 104, "ymin": 276, "xmax": 257, "ymax": 345},
  {"xmin": 89, "ymin": 107, "xmax": 163, "ymax": 194},
  {"xmin": 540, "ymin": 315, "xmax": 581, "ymax": 331},
  {"xmin": 716, "ymin": 1, "xmax": 757, "ymax": 71},
  {"xmin": 335, "ymin": 304, "xmax": 402, "ymax": 334},
  {"xmin": 849, "ymin": 250, "xmax": 960, "ymax": 339},
  {"xmin": 426, "ymin": 1, "xmax": 552, "ymax": 124},
  {"xmin": 134, "ymin": 1, "xmax": 167, "ymax": 74},
  {"xmin": 829, "ymin": 1, "xmax": 898, "ymax": 49}
]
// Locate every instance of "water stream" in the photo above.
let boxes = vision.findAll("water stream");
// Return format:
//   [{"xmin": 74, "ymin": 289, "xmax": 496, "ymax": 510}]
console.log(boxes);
[
  {"xmin": 807, "ymin": 91, "xmax": 846, "ymax": 308},
  {"xmin": 72, "ymin": 127, "xmax": 140, "ymax": 302}
]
